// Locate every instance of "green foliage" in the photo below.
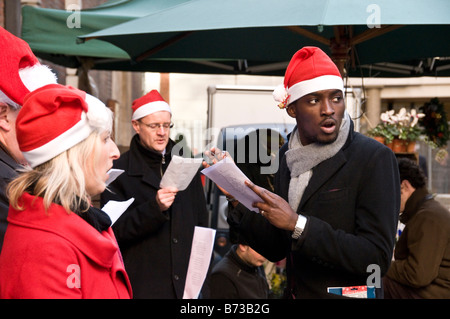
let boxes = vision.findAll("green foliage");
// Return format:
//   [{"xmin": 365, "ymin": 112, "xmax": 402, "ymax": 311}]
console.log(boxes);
[{"xmin": 419, "ymin": 98, "xmax": 450, "ymax": 148}]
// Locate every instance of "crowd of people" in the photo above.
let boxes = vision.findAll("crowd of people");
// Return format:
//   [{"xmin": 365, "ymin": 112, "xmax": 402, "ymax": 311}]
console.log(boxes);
[{"xmin": 0, "ymin": 27, "xmax": 449, "ymax": 299}]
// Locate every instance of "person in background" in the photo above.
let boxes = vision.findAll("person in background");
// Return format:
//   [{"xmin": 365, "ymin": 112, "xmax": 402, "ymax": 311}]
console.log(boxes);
[
  {"xmin": 209, "ymin": 46, "xmax": 400, "ymax": 298},
  {"xmin": 0, "ymin": 27, "xmax": 57, "ymax": 252},
  {"xmin": 0, "ymin": 84, "xmax": 131, "ymax": 298},
  {"xmin": 235, "ymin": 128, "xmax": 285, "ymax": 192},
  {"xmin": 101, "ymin": 90, "xmax": 210, "ymax": 299},
  {"xmin": 383, "ymin": 158, "xmax": 450, "ymax": 299},
  {"xmin": 210, "ymin": 226, "xmax": 269, "ymax": 299}
]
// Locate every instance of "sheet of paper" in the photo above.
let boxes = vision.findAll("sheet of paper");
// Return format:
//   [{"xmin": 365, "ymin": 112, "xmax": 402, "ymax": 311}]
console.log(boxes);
[
  {"xmin": 201, "ymin": 158, "xmax": 263, "ymax": 212},
  {"xmin": 105, "ymin": 168, "xmax": 124, "ymax": 186},
  {"xmin": 160, "ymin": 155, "xmax": 203, "ymax": 191},
  {"xmin": 101, "ymin": 198, "xmax": 134, "ymax": 225},
  {"xmin": 183, "ymin": 226, "xmax": 216, "ymax": 299}
]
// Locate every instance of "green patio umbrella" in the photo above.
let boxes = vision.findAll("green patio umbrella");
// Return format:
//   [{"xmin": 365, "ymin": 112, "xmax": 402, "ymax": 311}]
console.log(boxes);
[
  {"xmin": 21, "ymin": 0, "xmax": 190, "ymax": 68},
  {"xmin": 22, "ymin": 0, "xmax": 450, "ymax": 77}
]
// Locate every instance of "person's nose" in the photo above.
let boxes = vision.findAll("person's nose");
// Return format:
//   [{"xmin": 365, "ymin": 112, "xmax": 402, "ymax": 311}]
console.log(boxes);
[
  {"xmin": 321, "ymin": 99, "xmax": 335, "ymax": 116},
  {"xmin": 110, "ymin": 141, "xmax": 120, "ymax": 160},
  {"xmin": 156, "ymin": 125, "xmax": 166, "ymax": 135}
]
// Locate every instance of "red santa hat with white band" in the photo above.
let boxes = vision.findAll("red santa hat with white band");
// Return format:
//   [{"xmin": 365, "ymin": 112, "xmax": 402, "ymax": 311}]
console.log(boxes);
[
  {"xmin": 0, "ymin": 27, "xmax": 57, "ymax": 107},
  {"xmin": 131, "ymin": 90, "xmax": 171, "ymax": 121},
  {"xmin": 16, "ymin": 84, "xmax": 112, "ymax": 168},
  {"xmin": 273, "ymin": 46, "xmax": 344, "ymax": 109}
]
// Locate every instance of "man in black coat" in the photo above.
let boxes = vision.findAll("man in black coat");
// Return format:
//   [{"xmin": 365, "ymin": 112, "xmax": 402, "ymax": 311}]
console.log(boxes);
[
  {"xmin": 210, "ymin": 226, "xmax": 269, "ymax": 299},
  {"xmin": 101, "ymin": 90, "xmax": 210, "ymax": 299},
  {"xmin": 0, "ymin": 27, "xmax": 57, "ymax": 252},
  {"xmin": 222, "ymin": 47, "xmax": 400, "ymax": 298}
]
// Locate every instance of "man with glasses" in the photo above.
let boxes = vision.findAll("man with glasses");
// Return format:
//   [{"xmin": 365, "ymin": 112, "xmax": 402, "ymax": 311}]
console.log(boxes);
[{"xmin": 101, "ymin": 90, "xmax": 210, "ymax": 299}]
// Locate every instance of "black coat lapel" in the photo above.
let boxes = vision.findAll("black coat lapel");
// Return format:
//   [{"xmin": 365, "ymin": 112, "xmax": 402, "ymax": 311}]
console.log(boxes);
[{"xmin": 298, "ymin": 150, "xmax": 347, "ymax": 211}]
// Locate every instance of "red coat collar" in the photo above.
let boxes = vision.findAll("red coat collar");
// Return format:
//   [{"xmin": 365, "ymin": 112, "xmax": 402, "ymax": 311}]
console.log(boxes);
[{"xmin": 7, "ymin": 192, "xmax": 119, "ymax": 268}]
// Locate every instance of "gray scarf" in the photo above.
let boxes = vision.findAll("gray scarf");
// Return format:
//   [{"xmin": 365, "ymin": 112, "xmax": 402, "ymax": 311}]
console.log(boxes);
[{"xmin": 286, "ymin": 113, "xmax": 350, "ymax": 212}]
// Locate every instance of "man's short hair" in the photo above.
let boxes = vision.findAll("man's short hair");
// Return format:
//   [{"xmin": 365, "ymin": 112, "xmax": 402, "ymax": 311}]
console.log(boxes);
[{"xmin": 398, "ymin": 158, "xmax": 427, "ymax": 189}]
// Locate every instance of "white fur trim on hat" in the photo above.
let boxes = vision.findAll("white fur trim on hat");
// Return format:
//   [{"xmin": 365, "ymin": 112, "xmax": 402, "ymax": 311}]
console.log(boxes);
[
  {"xmin": 19, "ymin": 64, "xmax": 57, "ymax": 92},
  {"xmin": 287, "ymin": 75, "xmax": 344, "ymax": 105},
  {"xmin": 131, "ymin": 101, "xmax": 171, "ymax": 121},
  {"xmin": 85, "ymin": 94, "xmax": 112, "ymax": 131},
  {"xmin": 22, "ymin": 113, "xmax": 93, "ymax": 168}
]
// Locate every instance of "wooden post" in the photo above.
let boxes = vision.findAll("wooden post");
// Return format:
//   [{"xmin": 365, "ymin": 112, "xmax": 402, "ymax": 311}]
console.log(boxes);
[{"xmin": 160, "ymin": 73, "xmax": 170, "ymax": 103}]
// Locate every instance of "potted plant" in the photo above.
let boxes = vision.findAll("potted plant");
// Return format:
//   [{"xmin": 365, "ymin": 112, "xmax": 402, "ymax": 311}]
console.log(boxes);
[
  {"xmin": 369, "ymin": 108, "xmax": 425, "ymax": 153},
  {"xmin": 394, "ymin": 108, "xmax": 424, "ymax": 152},
  {"xmin": 367, "ymin": 122, "xmax": 397, "ymax": 145}
]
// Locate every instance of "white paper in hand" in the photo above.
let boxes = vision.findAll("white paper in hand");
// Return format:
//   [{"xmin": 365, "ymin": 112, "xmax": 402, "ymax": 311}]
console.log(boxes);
[
  {"xmin": 201, "ymin": 158, "xmax": 263, "ymax": 212},
  {"xmin": 160, "ymin": 155, "xmax": 203, "ymax": 191},
  {"xmin": 105, "ymin": 168, "xmax": 124, "ymax": 186},
  {"xmin": 101, "ymin": 198, "xmax": 134, "ymax": 225},
  {"xmin": 183, "ymin": 226, "xmax": 216, "ymax": 299}
]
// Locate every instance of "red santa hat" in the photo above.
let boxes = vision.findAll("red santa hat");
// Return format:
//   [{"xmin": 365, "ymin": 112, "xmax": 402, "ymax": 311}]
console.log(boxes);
[
  {"xmin": 273, "ymin": 46, "xmax": 343, "ymax": 109},
  {"xmin": 0, "ymin": 27, "xmax": 57, "ymax": 107},
  {"xmin": 16, "ymin": 84, "xmax": 112, "ymax": 168},
  {"xmin": 131, "ymin": 90, "xmax": 171, "ymax": 121}
]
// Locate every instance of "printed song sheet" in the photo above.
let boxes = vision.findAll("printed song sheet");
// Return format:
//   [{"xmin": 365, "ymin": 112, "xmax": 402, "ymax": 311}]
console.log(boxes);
[
  {"xmin": 160, "ymin": 155, "xmax": 203, "ymax": 191},
  {"xmin": 183, "ymin": 226, "xmax": 216, "ymax": 299},
  {"xmin": 101, "ymin": 198, "xmax": 135, "ymax": 225},
  {"xmin": 201, "ymin": 158, "xmax": 263, "ymax": 212},
  {"xmin": 105, "ymin": 168, "xmax": 124, "ymax": 186}
]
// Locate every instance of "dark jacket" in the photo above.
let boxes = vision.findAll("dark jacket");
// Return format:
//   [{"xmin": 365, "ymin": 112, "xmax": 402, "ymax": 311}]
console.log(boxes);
[
  {"xmin": 229, "ymin": 125, "xmax": 400, "ymax": 298},
  {"xmin": 210, "ymin": 244, "xmax": 269, "ymax": 299},
  {"xmin": 386, "ymin": 187, "xmax": 450, "ymax": 298},
  {"xmin": 0, "ymin": 146, "xmax": 21, "ymax": 252},
  {"xmin": 100, "ymin": 135, "xmax": 209, "ymax": 299}
]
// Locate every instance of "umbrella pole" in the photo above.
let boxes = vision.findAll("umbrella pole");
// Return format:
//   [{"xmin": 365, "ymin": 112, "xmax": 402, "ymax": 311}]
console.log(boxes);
[
  {"xmin": 330, "ymin": 26, "xmax": 351, "ymax": 77},
  {"xmin": 330, "ymin": 42, "xmax": 349, "ymax": 77}
]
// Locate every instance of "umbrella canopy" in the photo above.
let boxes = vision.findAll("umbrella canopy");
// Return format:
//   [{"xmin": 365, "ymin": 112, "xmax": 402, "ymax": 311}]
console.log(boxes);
[
  {"xmin": 22, "ymin": 0, "xmax": 450, "ymax": 77},
  {"xmin": 21, "ymin": 0, "xmax": 190, "ymax": 68}
]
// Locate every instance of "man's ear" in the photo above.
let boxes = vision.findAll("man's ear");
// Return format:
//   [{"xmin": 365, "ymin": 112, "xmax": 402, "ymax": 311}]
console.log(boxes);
[
  {"xmin": 0, "ymin": 103, "xmax": 12, "ymax": 131},
  {"xmin": 401, "ymin": 179, "xmax": 414, "ymax": 193},
  {"xmin": 237, "ymin": 244, "xmax": 248, "ymax": 253},
  {"xmin": 131, "ymin": 119, "xmax": 140, "ymax": 134},
  {"xmin": 286, "ymin": 104, "xmax": 296, "ymax": 118}
]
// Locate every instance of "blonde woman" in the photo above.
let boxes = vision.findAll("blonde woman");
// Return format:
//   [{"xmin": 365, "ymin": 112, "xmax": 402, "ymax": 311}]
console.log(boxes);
[{"xmin": 0, "ymin": 84, "xmax": 131, "ymax": 298}]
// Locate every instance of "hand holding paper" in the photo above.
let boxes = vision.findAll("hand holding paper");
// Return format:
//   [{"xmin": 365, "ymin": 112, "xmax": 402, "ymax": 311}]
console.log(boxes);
[
  {"xmin": 156, "ymin": 187, "xmax": 178, "ymax": 211},
  {"xmin": 201, "ymin": 157, "xmax": 263, "ymax": 212},
  {"xmin": 160, "ymin": 155, "xmax": 203, "ymax": 191}
]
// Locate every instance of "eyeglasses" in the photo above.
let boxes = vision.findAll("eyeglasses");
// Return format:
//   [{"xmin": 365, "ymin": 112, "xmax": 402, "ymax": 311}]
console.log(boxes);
[{"xmin": 139, "ymin": 121, "xmax": 174, "ymax": 130}]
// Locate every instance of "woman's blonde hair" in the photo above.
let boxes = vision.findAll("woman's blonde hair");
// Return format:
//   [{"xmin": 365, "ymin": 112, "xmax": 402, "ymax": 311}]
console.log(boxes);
[{"xmin": 8, "ymin": 113, "xmax": 113, "ymax": 214}]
